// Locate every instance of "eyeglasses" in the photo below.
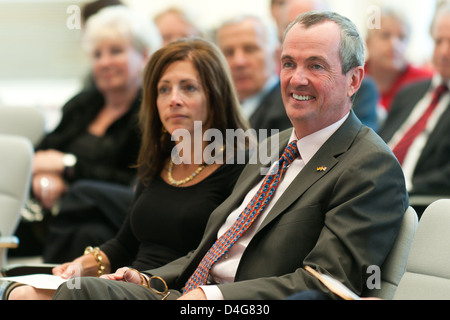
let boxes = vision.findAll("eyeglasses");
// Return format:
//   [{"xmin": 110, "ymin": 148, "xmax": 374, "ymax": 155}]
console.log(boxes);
[{"xmin": 122, "ymin": 268, "xmax": 170, "ymax": 300}]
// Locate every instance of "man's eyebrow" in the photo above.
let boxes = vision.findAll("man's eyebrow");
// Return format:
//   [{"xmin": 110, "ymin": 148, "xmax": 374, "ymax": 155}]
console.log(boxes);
[
  {"xmin": 280, "ymin": 54, "xmax": 294, "ymax": 61},
  {"xmin": 280, "ymin": 54, "xmax": 331, "ymax": 67},
  {"xmin": 305, "ymin": 55, "xmax": 327, "ymax": 63},
  {"xmin": 305, "ymin": 55, "xmax": 331, "ymax": 68}
]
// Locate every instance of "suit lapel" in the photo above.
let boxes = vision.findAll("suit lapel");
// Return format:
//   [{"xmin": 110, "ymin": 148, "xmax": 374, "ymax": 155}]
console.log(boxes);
[
  {"xmin": 416, "ymin": 99, "xmax": 450, "ymax": 169},
  {"xmin": 179, "ymin": 136, "xmax": 290, "ymax": 280},
  {"xmin": 196, "ymin": 112, "xmax": 362, "ymax": 248},
  {"xmin": 181, "ymin": 114, "xmax": 362, "ymax": 283},
  {"xmin": 397, "ymin": 81, "xmax": 431, "ymax": 124},
  {"xmin": 380, "ymin": 81, "xmax": 431, "ymax": 142},
  {"xmin": 195, "ymin": 137, "xmax": 285, "ymax": 244},
  {"xmin": 257, "ymin": 112, "xmax": 362, "ymax": 232},
  {"xmin": 249, "ymin": 81, "xmax": 281, "ymax": 127},
  {"xmin": 198, "ymin": 128, "xmax": 292, "ymax": 241}
]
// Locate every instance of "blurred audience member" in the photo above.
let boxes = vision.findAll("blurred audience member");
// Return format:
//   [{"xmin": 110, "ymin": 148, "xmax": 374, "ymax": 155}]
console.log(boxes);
[
  {"xmin": 378, "ymin": 4, "xmax": 450, "ymax": 213},
  {"xmin": 154, "ymin": 7, "xmax": 202, "ymax": 46},
  {"xmin": 80, "ymin": 0, "xmax": 127, "ymax": 90},
  {"xmin": 14, "ymin": 6, "xmax": 161, "ymax": 257},
  {"xmin": 81, "ymin": 0, "xmax": 124, "ymax": 27},
  {"xmin": 270, "ymin": 0, "xmax": 292, "ymax": 41},
  {"xmin": 365, "ymin": 7, "xmax": 433, "ymax": 113},
  {"xmin": 278, "ymin": 0, "xmax": 327, "ymax": 39},
  {"xmin": 215, "ymin": 15, "xmax": 291, "ymax": 135}
]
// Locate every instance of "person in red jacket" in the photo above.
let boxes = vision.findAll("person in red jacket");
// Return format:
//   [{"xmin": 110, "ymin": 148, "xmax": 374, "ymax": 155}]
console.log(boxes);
[{"xmin": 365, "ymin": 6, "xmax": 433, "ymax": 114}]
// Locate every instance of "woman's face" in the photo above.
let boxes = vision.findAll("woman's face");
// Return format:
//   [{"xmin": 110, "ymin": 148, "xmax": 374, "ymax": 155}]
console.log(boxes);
[
  {"xmin": 91, "ymin": 36, "xmax": 146, "ymax": 93},
  {"xmin": 156, "ymin": 60, "xmax": 208, "ymax": 136}
]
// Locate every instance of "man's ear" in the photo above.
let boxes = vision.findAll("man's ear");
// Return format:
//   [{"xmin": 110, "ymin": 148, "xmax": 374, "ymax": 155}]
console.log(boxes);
[{"xmin": 347, "ymin": 66, "xmax": 364, "ymax": 98}]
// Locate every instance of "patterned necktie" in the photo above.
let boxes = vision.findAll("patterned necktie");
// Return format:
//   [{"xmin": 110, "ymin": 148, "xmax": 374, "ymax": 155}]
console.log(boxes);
[
  {"xmin": 184, "ymin": 140, "xmax": 299, "ymax": 293},
  {"xmin": 392, "ymin": 84, "xmax": 448, "ymax": 164}
]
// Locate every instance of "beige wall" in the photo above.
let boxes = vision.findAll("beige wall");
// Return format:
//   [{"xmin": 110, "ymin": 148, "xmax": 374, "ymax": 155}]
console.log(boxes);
[
  {"xmin": 0, "ymin": 0, "xmax": 439, "ymax": 127},
  {"xmin": 0, "ymin": 0, "xmax": 438, "ymax": 80},
  {"xmin": 0, "ymin": 1, "xmax": 89, "ymax": 80}
]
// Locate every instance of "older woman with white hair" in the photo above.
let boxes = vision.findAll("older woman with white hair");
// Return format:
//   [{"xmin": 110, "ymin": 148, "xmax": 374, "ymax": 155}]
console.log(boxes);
[{"xmin": 16, "ymin": 6, "xmax": 161, "ymax": 256}]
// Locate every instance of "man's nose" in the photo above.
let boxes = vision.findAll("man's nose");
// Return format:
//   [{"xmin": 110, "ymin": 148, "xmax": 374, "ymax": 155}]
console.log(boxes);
[{"xmin": 290, "ymin": 67, "xmax": 309, "ymax": 87}]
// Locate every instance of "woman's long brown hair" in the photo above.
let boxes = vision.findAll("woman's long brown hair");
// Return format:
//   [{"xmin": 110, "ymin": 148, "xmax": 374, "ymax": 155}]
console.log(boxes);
[{"xmin": 136, "ymin": 38, "xmax": 249, "ymax": 185}]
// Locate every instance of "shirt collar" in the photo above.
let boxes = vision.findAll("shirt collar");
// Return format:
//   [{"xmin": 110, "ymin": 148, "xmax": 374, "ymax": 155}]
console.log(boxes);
[
  {"xmin": 431, "ymin": 74, "xmax": 450, "ymax": 89},
  {"xmin": 288, "ymin": 112, "xmax": 349, "ymax": 165}
]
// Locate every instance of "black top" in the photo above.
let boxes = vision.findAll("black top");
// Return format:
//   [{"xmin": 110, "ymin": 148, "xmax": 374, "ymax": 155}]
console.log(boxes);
[
  {"xmin": 37, "ymin": 88, "xmax": 141, "ymax": 185},
  {"xmin": 100, "ymin": 161, "xmax": 246, "ymax": 271}
]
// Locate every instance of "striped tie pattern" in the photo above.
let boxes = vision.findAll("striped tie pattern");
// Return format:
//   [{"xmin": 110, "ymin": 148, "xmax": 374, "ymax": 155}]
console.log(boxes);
[
  {"xmin": 392, "ymin": 84, "xmax": 448, "ymax": 164},
  {"xmin": 184, "ymin": 140, "xmax": 299, "ymax": 293}
]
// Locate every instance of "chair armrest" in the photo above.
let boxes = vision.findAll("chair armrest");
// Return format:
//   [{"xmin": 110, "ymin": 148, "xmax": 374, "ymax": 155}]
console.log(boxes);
[
  {"xmin": 0, "ymin": 236, "xmax": 19, "ymax": 249},
  {"xmin": 409, "ymin": 195, "xmax": 449, "ymax": 207},
  {"xmin": 1, "ymin": 264, "xmax": 58, "ymax": 277}
]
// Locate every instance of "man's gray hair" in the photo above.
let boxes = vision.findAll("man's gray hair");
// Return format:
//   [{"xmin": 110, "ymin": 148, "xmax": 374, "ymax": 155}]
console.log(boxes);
[
  {"xmin": 283, "ymin": 11, "xmax": 365, "ymax": 74},
  {"xmin": 82, "ymin": 5, "xmax": 162, "ymax": 55},
  {"xmin": 215, "ymin": 14, "xmax": 280, "ymax": 54},
  {"xmin": 366, "ymin": 6, "xmax": 411, "ymax": 41}
]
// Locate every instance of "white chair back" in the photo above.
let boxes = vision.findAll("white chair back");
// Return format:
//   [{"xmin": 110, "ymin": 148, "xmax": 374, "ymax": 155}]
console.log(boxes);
[
  {"xmin": 364, "ymin": 206, "xmax": 418, "ymax": 299},
  {"xmin": 0, "ymin": 135, "xmax": 33, "ymax": 268},
  {"xmin": 394, "ymin": 199, "xmax": 450, "ymax": 299},
  {"xmin": 0, "ymin": 106, "xmax": 45, "ymax": 147}
]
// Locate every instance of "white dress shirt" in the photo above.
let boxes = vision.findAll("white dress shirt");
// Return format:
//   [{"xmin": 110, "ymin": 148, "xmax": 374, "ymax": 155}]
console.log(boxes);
[
  {"xmin": 388, "ymin": 75, "xmax": 450, "ymax": 191},
  {"xmin": 200, "ymin": 113, "xmax": 349, "ymax": 299}
]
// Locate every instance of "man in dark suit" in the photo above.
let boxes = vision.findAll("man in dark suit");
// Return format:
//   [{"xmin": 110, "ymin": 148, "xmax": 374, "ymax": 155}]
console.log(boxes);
[
  {"xmin": 215, "ymin": 15, "xmax": 292, "ymax": 135},
  {"xmin": 378, "ymin": 6, "xmax": 450, "ymax": 201},
  {"xmin": 54, "ymin": 11, "xmax": 408, "ymax": 300}
]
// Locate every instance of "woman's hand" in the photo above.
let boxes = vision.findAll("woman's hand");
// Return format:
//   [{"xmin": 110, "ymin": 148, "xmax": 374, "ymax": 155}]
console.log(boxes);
[
  {"xmin": 53, "ymin": 261, "xmax": 85, "ymax": 279},
  {"xmin": 100, "ymin": 267, "xmax": 146, "ymax": 285},
  {"xmin": 53, "ymin": 252, "xmax": 111, "ymax": 279}
]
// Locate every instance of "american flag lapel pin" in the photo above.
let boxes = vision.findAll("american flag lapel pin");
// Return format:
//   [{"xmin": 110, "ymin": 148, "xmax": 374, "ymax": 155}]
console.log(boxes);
[{"xmin": 317, "ymin": 166, "xmax": 327, "ymax": 172}]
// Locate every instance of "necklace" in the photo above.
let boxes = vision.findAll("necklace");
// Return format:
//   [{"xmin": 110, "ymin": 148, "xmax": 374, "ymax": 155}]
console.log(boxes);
[{"xmin": 167, "ymin": 159, "xmax": 206, "ymax": 186}]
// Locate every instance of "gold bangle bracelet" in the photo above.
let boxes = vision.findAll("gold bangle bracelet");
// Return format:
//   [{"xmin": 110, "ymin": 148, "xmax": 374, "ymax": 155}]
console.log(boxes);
[{"xmin": 84, "ymin": 246, "xmax": 105, "ymax": 277}]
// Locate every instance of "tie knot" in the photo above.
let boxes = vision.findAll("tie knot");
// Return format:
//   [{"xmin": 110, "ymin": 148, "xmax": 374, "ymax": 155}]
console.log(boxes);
[{"xmin": 281, "ymin": 140, "xmax": 299, "ymax": 165}]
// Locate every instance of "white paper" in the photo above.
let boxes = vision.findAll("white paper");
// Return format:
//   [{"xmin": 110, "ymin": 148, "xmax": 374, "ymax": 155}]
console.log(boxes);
[
  {"xmin": 0, "ymin": 274, "xmax": 68, "ymax": 290},
  {"xmin": 320, "ymin": 273, "xmax": 361, "ymax": 300}
]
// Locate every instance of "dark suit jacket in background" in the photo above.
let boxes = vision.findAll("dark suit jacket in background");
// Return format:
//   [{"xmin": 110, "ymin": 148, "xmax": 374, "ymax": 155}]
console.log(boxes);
[
  {"xmin": 148, "ymin": 111, "xmax": 408, "ymax": 299},
  {"xmin": 379, "ymin": 80, "xmax": 450, "ymax": 195},
  {"xmin": 353, "ymin": 77, "xmax": 379, "ymax": 132},
  {"xmin": 249, "ymin": 81, "xmax": 292, "ymax": 134}
]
